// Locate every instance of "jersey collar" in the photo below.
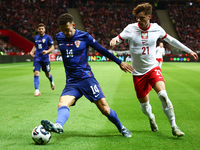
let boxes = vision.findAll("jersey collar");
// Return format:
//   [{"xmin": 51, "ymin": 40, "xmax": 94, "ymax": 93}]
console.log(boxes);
[{"xmin": 138, "ymin": 23, "xmax": 151, "ymax": 31}]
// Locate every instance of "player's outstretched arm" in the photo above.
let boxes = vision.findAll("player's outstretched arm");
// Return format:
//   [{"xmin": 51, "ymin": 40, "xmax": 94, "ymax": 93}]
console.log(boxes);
[
  {"xmin": 119, "ymin": 62, "xmax": 133, "ymax": 73},
  {"xmin": 164, "ymin": 35, "xmax": 198, "ymax": 62},
  {"xmin": 190, "ymin": 51, "xmax": 198, "ymax": 62}
]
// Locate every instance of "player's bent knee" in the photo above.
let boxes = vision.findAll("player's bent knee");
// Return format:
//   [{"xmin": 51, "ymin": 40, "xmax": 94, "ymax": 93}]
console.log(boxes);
[
  {"xmin": 158, "ymin": 90, "xmax": 172, "ymax": 108},
  {"xmin": 158, "ymin": 90, "xmax": 167, "ymax": 101},
  {"xmin": 58, "ymin": 96, "xmax": 76, "ymax": 108},
  {"xmin": 34, "ymin": 71, "xmax": 39, "ymax": 76}
]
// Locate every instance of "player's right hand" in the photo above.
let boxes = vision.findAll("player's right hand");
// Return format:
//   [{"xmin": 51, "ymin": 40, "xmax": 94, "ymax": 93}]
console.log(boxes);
[{"xmin": 110, "ymin": 38, "xmax": 120, "ymax": 47}]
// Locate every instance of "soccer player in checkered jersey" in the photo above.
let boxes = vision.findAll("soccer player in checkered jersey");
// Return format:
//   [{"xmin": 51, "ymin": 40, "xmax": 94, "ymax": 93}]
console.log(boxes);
[
  {"xmin": 156, "ymin": 42, "xmax": 165, "ymax": 68},
  {"xmin": 110, "ymin": 3, "xmax": 198, "ymax": 137},
  {"xmin": 41, "ymin": 13, "xmax": 133, "ymax": 138},
  {"xmin": 30, "ymin": 23, "xmax": 55, "ymax": 96}
]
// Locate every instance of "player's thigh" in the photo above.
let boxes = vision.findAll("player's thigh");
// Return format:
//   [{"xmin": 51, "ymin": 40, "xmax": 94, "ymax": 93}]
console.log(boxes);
[
  {"xmin": 148, "ymin": 66, "xmax": 165, "ymax": 93},
  {"xmin": 33, "ymin": 61, "xmax": 41, "ymax": 72},
  {"xmin": 41, "ymin": 61, "xmax": 51, "ymax": 72},
  {"xmin": 60, "ymin": 83, "xmax": 82, "ymax": 106},
  {"xmin": 79, "ymin": 78, "xmax": 105, "ymax": 102},
  {"xmin": 133, "ymin": 75, "xmax": 152, "ymax": 99},
  {"xmin": 59, "ymin": 95, "xmax": 76, "ymax": 108},
  {"xmin": 152, "ymin": 81, "xmax": 166, "ymax": 93},
  {"xmin": 138, "ymin": 94, "xmax": 149, "ymax": 103}
]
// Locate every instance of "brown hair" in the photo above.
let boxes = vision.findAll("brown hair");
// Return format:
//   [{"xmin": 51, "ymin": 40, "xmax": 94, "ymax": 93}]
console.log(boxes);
[
  {"xmin": 133, "ymin": 3, "xmax": 152, "ymax": 15},
  {"xmin": 58, "ymin": 13, "xmax": 74, "ymax": 25},
  {"xmin": 37, "ymin": 23, "xmax": 45, "ymax": 28}
]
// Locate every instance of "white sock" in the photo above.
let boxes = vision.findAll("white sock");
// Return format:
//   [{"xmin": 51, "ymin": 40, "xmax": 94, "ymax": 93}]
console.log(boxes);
[
  {"xmin": 158, "ymin": 90, "xmax": 177, "ymax": 127},
  {"xmin": 140, "ymin": 101, "xmax": 154, "ymax": 120}
]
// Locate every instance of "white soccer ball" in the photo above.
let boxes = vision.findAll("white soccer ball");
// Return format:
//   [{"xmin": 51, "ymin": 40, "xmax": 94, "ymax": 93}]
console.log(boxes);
[{"xmin": 32, "ymin": 125, "xmax": 51, "ymax": 145}]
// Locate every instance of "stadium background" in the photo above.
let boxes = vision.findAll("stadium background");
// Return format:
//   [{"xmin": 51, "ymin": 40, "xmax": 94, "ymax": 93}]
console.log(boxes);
[
  {"xmin": 0, "ymin": 1, "xmax": 200, "ymax": 149},
  {"xmin": 0, "ymin": 0, "xmax": 199, "ymax": 63}
]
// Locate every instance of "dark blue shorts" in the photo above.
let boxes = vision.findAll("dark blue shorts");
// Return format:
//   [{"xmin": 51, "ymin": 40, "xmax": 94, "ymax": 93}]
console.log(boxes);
[
  {"xmin": 33, "ymin": 61, "xmax": 51, "ymax": 72},
  {"xmin": 61, "ymin": 77, "xmax": 105, "ymax": 105}
]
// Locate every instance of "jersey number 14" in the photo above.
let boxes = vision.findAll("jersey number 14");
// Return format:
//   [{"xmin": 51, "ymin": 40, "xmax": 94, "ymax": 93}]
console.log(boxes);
[{"xmin": 66, "ymin": 49, "xmax": 73, "ymax": 58}]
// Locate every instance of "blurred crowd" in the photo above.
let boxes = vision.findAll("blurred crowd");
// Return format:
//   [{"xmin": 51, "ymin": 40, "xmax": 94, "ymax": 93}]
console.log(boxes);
[
  {"xmin": 78, "ymin": 1, "xmax": 161, "ymax": 51},
  {"xmin": 0, "ymin": 39, "xmax": 23, "ymax": 55},
  {"xmin": 168, "ymin": 2, "xmax": 200, "ymax": 52},
  {"xmin": 0, "ymin": 0, "xmax": 73, "ymax": 43},
  {"xmin": 0, "ymin": 0, "xmax": 199, "ymax": 55}
]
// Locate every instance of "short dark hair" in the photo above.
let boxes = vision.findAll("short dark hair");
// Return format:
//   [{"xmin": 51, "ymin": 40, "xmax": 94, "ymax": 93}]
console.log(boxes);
[
  {"xmin": 58, "ymin": 13, "xmax": 74, "ymax": 25},
  {"xmin": 38, "ymin": 23, "xmax": 45, "ymax": 28},
  {"xmin": 133, "ymin": 3, "xmax": 152, "ymax": 15}
]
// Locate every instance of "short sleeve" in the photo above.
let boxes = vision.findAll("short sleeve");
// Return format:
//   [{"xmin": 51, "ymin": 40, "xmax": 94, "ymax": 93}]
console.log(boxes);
[
  {"xmin": 48, "ymin": 36, "xmax": 54, "ymax": 46},
  {"xmin": 119, "ymin": 24, "xmax": 133, "ymax": 41}
]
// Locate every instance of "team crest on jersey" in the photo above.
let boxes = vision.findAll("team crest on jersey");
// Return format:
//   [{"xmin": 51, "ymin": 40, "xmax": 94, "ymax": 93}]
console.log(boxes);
[
  {"xmin": 141, "ymin": 31, "xmax": 148, "ymax": 39},
  {"xmin": 42, "ymin": 39, "xmax": 46, "ymax": 43},
  {"xmin": 75, "ymin": 40, "xmax": 81, "ymax": 48}
]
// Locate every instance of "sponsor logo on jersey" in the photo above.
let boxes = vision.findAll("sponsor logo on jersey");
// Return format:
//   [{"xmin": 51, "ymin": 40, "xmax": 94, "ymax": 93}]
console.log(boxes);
[
  {"xmin": 142, "ymin": 41, "xmax": 148, "ymax": 45},
  {"xmin": 141, "ymin": 31, "xmax": 148, "ymax": 39},
  {"xmin": 42, "ymin": 39, "xmax": 46, "ymax": 43},
  {"xmin": 75, "ymin": 40, "xmax": 81, "ymax": 48}
]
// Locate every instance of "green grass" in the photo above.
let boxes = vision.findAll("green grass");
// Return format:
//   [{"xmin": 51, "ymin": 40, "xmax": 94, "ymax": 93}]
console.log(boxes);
[{"xmin": 0, "ymin": 61, "xmax": 200, "ymax": 150}]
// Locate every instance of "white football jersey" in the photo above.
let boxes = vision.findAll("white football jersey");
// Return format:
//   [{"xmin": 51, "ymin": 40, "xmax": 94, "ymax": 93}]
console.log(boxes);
[
  {"xmin": 156, "ymin": 46, "xmax": 165, "ymax": 59},
  {"xmin": 117, "ymin": 23, "xmax": 167, "ymax": 75}
]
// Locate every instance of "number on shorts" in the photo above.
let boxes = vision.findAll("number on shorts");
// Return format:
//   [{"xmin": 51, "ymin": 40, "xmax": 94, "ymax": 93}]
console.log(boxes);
[
  {"xmin": 90, "ymin": 84, "xmax": 99, "ymax": 95},
  {"xmin": 46, "ymin": 65, "xmax": 50, "ymax": 72},
  {"xmin": 155, "ymin": 69, "xmax": 162, "ymax": 76}
]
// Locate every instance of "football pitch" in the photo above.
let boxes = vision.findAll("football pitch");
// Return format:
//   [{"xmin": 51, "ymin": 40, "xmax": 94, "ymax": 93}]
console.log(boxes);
[{"xmin": 0, "ymin": 61, "xmax": 200, "ymax": 150}]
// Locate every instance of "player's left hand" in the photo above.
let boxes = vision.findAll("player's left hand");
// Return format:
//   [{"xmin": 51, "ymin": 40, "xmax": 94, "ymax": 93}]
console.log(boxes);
[
  {"xmin": 190, "ymin": 51, "xmax": 198, "ymax": 62},
  {"xmin": 119, "ymin": 62, "xmax": 134, "ymax": 73},
  {"xmin": 42, "ymin": 50, "xmax": 48, "ymax": 55}
]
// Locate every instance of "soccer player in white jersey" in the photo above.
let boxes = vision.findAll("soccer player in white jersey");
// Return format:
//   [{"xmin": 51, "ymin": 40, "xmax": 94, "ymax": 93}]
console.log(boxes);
[
  {"xmin": 156, "ymin": 42, "xmax": 165, "ymax": 68},
  {"xmin": 110, "ymin": 3, "xmax": 198, "ymax": 137}
]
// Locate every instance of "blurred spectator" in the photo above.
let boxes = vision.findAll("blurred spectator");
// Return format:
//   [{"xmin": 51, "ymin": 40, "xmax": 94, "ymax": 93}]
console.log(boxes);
[
  {"xmin": 0, "ymin": 38, "xmax": 24, "ymax": 55},
  {"xmin": 0, "ymin": 0, "xmax": 69, "ymax": 48},
  {"xmin": 78, "ymin": 1, "xmax": 161, "ymax": 52},
  {"xmin": 168, "ymin": 2, "xmax": 200, "ymax": 52}
]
